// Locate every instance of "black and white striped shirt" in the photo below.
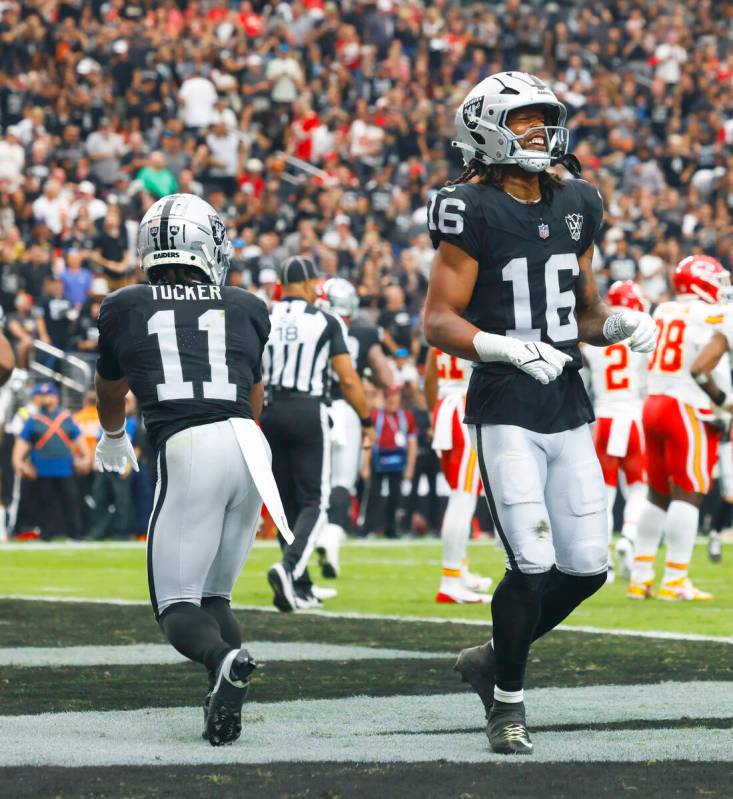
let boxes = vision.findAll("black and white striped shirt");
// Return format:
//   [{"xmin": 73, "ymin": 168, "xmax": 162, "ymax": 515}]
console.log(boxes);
[{"xmin": 262, "ymin": 298, "xmax": 348, "ymax": 399}]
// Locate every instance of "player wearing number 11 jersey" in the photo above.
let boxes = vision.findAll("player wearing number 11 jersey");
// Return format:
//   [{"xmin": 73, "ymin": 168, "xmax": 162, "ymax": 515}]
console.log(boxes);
[
  {"xmin": 423, "ymin": 72, "xmax": 657, "ymax": 755},
  {"xmin": 629, "ymin": 255, "xmax": 731, "ymax": 602},
  {"xmin": 95, "ymin": 193, "xmax": 285, "ymax": 747}
]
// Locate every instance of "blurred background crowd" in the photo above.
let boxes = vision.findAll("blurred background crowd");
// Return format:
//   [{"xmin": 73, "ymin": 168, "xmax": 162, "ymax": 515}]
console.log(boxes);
[{"xmin": 1, "ymin": 0, "xmax": 732, "ymax": 539}]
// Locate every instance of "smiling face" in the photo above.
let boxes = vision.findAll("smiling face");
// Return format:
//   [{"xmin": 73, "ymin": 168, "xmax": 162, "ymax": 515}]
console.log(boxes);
[{"xmin": 506, "ymin": 106, "xmax": 548, "ymax": 152}]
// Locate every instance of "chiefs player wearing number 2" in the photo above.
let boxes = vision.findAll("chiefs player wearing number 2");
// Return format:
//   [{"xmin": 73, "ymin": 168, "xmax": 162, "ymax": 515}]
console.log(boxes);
[
  {"xmin": 629, "ymin": 255, "xmax": 732, "ymax": 603},
  {"xmin": 423, "ymin": 72, "xmax": 657, "ymax": 755},
  {"xmin": 582, "ymin": 280, "xmax": 650, "ymax": 585},
  {"xmin": 425, "ymin": 347, "xmax": 492, "ymax": 604},
  {"xmin": 95, "ymin": 194, "xmax": 292, "ymax": 746}
]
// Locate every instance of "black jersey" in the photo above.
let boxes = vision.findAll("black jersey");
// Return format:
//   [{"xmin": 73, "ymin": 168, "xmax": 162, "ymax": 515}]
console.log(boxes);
[
  {"xmin": 96, "ymin": 283, "xmax": 270, "ymax": 451},
  {"xmin": 331, "ymin": 319, "xmax": 380, "ymax": 400},
  {"xmin": 428, "ymin": 178, "xmax": 603, "ymax": 433}
]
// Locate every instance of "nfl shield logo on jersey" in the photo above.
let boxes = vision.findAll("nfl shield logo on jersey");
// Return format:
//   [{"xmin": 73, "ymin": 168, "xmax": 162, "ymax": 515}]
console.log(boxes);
[
  {"xmin": 565, "ymin": 213, "xmax": 583, "ymax": 241},
  {"xmin": 538, "ymin": 223, "xmax": 549, "ymax": 239}
]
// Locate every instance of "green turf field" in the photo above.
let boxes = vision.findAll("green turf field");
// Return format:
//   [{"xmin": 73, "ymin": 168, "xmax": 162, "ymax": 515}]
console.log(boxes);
[{"xmin": 1, "ymin": 538, "xmax": 732, "ymax": 636}]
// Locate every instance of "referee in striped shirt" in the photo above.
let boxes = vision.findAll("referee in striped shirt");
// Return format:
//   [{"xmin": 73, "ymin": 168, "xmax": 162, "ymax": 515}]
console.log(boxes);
[{"xmin": 262, "ymin": 256, "xmax": 375, "ymax": 611}]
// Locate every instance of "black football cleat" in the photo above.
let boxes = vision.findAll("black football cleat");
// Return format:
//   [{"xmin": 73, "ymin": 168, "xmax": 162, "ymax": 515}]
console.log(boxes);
[
  {"xmin": 268, "ymin": 563, "xmax": 296, "ymax": 612},
  {"xmin": 453, "ymin": 642, "xmax": 495, "ymax": 718},
  {"xmin": 486, "ymin": 700, "xmax": 533, "ymax": 755},
  {"xmin": 205, "ymin": 648, "xmax": 257, "ymax": 747}
]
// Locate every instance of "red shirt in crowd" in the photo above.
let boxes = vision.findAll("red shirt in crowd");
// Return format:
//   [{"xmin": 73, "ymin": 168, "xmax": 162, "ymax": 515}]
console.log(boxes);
[{"xmin": 372, "ymin": 407, "xmax": 417, "ymax": 450}]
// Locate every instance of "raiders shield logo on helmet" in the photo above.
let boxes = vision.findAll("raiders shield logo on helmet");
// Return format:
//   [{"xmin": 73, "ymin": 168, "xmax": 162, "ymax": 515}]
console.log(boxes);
[
  {"xmin": 208, "ymin": 215, "xmax": 226, "ymax": 246},
  {"xmin": 462, "ymin": 96, "xmax": 484, "ymax": 130}
]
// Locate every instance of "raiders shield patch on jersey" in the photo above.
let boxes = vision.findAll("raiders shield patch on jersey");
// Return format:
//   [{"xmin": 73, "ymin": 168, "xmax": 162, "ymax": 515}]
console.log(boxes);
[
  {"xmin": 209, "ymin": 215, "xmax": 226, "ymax": 245},
  {"xmin": 462, "ymin": 96, "xmax": 484, "ymax": 130},
  {"xmin": 565, "ymin": 213, "xmax": 583, "ymax": 241}
]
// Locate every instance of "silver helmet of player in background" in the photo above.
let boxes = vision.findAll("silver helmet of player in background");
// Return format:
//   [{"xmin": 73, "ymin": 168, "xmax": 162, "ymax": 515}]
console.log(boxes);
[
  {"xmin": 137, "ymin": 193, "xmax": 232, "ymax": 286},
  {"xmin": 322, "ymin": 277, "xmax": 359, "ymax": 318},
  {"xmin": 452, "ymin": 72, "xmax": 569, "ymax": 174}
]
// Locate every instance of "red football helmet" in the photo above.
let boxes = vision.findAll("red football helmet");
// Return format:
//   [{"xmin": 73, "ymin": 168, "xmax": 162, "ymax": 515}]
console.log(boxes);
[
  {"xmin": 606, "ymin": 280, "xmax": 648, "ymax": 312},
  {"xmin": 672, "ymin": 255, "xmax": 731, "ymax": 304}
]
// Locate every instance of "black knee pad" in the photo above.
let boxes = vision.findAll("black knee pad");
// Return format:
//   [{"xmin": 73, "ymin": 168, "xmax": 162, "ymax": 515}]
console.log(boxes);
[
  {"xmin": 497, "ymin": 568, "xmax": 551, "ymax": 598},
  {"xmin": 328, "ymin": 486, "xmax": 351, "ymax": 529}
]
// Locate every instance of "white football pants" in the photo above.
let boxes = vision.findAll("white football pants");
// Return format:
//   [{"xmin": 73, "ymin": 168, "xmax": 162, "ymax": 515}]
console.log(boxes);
[
  {"xmin": 330, "ymin": 399, "xmax": 362, "ymax": 492},
  {"xmin": 470, "ymin": 423, "xmax": 608, "ymax": 576},
  {"xmin": 147, "ymin": 419, "xmax": 263, "ymax": 618}
]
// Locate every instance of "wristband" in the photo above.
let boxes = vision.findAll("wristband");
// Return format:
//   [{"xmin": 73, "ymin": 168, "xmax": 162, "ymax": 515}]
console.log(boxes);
[
  {"xmin": 102, "ymin": 424, "xmax": 126, "ymax": 439},
  {"xmin": 602, "ymin": 313, "xmax": 629, "ymax": 344},
  {"xmin": 694, "ymin": 373, "xmax": 708, "ymax": 386},
  {"xmin": 360, "ymin": 416, "xmax": 374, "ymax": 429},
  {"xmin": 712, "ymin": 389, "xmax": 728, "ymax": 407}
]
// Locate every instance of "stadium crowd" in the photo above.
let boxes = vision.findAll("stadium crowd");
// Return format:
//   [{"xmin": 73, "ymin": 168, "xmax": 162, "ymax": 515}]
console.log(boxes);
[{"xmin": 1, "ymin": 0, "xmax": 733, "ymax": 539}]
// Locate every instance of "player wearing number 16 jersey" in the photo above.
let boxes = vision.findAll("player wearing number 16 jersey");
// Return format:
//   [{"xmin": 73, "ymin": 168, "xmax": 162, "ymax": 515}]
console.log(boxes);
[
  {"xmin": 582, "ymin": 281, "xmax": 649, "ymax": 583},
  {"xmin": 423, "ymin": 71, "xmax": 657, "ymax": 755},
  {"xmin": 95, "ymin": 193, "xmax": 288, "ymax": 746},
  {"xmin": 629, "ymin": 256, "xmax": 731, "ymax": 602}
]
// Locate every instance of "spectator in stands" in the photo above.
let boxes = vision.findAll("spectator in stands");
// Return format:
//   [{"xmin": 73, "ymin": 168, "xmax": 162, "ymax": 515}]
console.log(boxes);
[
  {"xmin": 36, "ymin": 276, "xmax": 76, "ymax": 352},
  {"xmin": 85, "ymin": 117, "xmax": 125, "ymax": 188},
  {"xmin": 11, "ymin": 383, "xmax": 88, "ymax": 540},
  {"xmin": 92, "ymin": 205, "xmax": 131, "ymax": 289},
  {"xmin": 136, "ymin": 151, "xmax": 178, "ymax": 200},
  {"xmin": 6, "ymin": 293, "xmax": 40, "ymax": 369},
  {"xmin": 362, "ymin": 386, "xmax": 417, "ymax": 539},
  {"xmin": 87, "ymin": 392, "xmax": 138, "ymax": 540},
  {"xmin": 61, "ymin": 248, "xmax": 93, "ymax": 309}
]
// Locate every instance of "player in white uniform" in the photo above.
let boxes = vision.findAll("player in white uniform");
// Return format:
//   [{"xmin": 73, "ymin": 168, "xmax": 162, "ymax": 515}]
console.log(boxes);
[
  {"xmin": 630, "ymin": 255, "xmax": 731, "ymax": 601},
  {"xmin": 316, "ymin": 278, "xmax": 393, "ymax": 582},
  {"xmin": 582, "ymin": 281, "xmax": 649, "ymax": 582},
  {"xmin": 425, "ymin": 347, "xmax": 492, "ymax": 603}
]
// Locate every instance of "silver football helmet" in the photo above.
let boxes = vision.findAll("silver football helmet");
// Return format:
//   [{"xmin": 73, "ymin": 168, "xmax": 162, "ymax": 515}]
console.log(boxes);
[
  {"xmin": 452, "ymin": 72, "xmax": 569, "ymax": 173},
  {"xmin": 322, "ymin": 278, "xmax": 359, "ymax": 319},
  {"xmin": 137, "ymin": 193, "xmax": 232, "ymax": 286}
]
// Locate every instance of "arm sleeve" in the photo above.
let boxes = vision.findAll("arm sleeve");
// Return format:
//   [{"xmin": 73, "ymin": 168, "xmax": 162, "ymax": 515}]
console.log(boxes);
[
  {"xmin": 250, "ymin": 296, "xmax": 271, "ymax": 384},
  {"xmin": 327, "ymin": 313, "xmax": 348, "ymax": 356},
  {"xmin": 96, "ymin": 295, "xmax": 124, "ymax": 381},
  {"xmin": 427, "ymin": 185, "xmax": 482, "ymax": 262},
  {"xmin": 577, "ymin": 180, "xmax": 604, "ymax": 254}
]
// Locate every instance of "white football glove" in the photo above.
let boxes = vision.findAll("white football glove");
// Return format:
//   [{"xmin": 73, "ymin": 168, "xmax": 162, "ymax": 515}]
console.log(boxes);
[
  {"xmin": 473, "ymin": 332, "xmax": 572, "ymax": 385},
  {"xmin": 509, "ymin": 341, "xmax": 573, "ymax": 385},
  {"xmin": 603, "ymin": 311, "xmax": 657, "ymax": 353},
  {"xmin": 95, "ymin": 429, "xmax": 139, "ymax": 474}
]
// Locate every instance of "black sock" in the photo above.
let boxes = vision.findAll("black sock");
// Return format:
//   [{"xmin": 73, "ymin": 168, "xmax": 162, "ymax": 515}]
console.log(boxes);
[
  {"xmin": 490, "ymin": 569, "xmax": 549, "ymax": 693},
  {"xmin": 328, "ymin": 486, "xmax": 351, "ymax": 531},
  {"xmin": 158, "ymin": 601, "xmax": 232, "ymax": 673},
  {"xmin": 531, "ymin": 566, "xmax": 606, "ymax": 642},
  {"xmin": 201, "ymin": 596, "xmax": 241, "ymax": 650}
]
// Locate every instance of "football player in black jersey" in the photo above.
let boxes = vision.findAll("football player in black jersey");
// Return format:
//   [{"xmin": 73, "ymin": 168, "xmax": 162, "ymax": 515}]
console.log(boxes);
[
  {"xmin": 95, "ymin": 193, "xmax": 289, "ymax": 746},
  {"xmin": 316, "ymin": 278, "xmax": 393, "ymax": 579},
  {"xmin": 423, "ymin": 72, "xmax": 657, "ymax": 754}
]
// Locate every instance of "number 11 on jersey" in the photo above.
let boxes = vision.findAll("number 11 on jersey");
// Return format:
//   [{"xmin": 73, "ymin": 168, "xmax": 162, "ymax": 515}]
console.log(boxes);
[{"xmin": 148, "ymin": 309, "xmax": 236, "ymax": 402}]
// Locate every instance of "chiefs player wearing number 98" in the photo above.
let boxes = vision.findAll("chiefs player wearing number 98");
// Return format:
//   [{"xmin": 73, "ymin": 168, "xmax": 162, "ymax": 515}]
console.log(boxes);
[
  {"xmin": 629, "ymin": 255, "xmax": 732, "ymax": 603},
  {"xmin": 95, "ymin": 193, "xmax": 288, "ymax": 747},
  {"xmin": 423, "ymin": 72, "xmax": 657, "ymax": 755}
]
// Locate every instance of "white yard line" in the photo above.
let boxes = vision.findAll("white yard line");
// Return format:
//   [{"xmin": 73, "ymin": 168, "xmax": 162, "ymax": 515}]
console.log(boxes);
[
  {"xmin": 1, "ymin": 682, "xmax": 731, "ymax": 766},
  {"xmin": 0, "ymin": 641, "xmax": 450, "ymax": 667},
  {"xmin": 2, "ymin": 594, "xmax": 732, "ymax": 644}
]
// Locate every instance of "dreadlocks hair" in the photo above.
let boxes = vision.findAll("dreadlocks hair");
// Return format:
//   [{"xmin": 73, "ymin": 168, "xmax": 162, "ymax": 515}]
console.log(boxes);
[
  {"xmin": 445, "ymin": 159, "xmax": 564, "ymax": 201},
  {"xmin": 147, "ymin": 265, "xmax": 210, "ymax": 286}
]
